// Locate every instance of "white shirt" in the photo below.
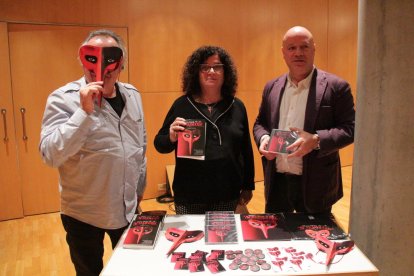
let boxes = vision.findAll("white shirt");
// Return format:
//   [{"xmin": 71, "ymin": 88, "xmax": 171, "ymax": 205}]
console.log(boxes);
[{"xmin": 276, "ymin": 69, "xmax": 314, "ymax": 175}]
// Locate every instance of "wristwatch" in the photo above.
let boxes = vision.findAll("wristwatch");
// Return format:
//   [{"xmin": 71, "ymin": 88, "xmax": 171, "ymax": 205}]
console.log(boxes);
[{"xmin": 313, "ymin": 134, "xmax": 320, "ymax": 150}]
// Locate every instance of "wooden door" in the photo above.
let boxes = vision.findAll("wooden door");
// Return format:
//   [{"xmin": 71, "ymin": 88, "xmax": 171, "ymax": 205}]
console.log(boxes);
[
  {"xmin": 0, "ymin": 22, "xmax": 24, "ymax": 221},
  {"xmin": 8, "ymin": 24, "xmax": 128, "ymax": 215}
]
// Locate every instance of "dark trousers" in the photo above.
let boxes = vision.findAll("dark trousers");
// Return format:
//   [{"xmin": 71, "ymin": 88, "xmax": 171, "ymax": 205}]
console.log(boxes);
[
  {"xmin": 61, "ymin": 214, "xmax": 128, "ymax": 276},
  {"xmin": 265, "ymin": 172, "xmax": 305, "ymax": 213},
  {"xmin": 265, "ymin": 172, "xmax": 332, "ymax": 214}
]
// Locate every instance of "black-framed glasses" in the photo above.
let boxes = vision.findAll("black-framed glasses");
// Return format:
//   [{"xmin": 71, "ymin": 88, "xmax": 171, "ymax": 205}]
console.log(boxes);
[{"xmin": 200, "ymin": 64, "xmax": 224, "ymax": 73}]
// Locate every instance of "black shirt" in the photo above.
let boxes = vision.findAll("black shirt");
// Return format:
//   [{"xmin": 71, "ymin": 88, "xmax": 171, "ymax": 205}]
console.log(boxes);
[{"xmin": 105, "ymin": 84, "xmax": 125, "ymax": 117}]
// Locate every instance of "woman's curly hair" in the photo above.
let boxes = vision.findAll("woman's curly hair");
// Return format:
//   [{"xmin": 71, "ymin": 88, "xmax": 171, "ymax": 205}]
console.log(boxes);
[{"xmin": 182, "ymin": 45, "xmax": 237, "ymax": 97}]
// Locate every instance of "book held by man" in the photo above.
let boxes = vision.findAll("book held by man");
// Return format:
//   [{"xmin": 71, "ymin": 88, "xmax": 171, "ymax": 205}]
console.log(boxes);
[
  {"xmin": 123, "ymin": 211, "xmax": 165, "ymax": 249},
  {"xmin": 266, "ymin": 129, "xmax": 299, "ymax": 154},
  {"xmin": 177, "ymin": 119, "xmax": 206, "ymax": 160}
]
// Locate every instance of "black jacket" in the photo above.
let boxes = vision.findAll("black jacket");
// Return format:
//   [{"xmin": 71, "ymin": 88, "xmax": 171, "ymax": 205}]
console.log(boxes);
[{"xmin": 154, "ymin": 95, "xmax": 255, "ymax": 204}]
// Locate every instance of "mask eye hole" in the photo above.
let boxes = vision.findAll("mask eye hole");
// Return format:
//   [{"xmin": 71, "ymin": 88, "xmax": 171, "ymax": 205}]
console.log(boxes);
[{"xmin": 85, "ymin": 55, "xmax": 97, "ymax": 63}]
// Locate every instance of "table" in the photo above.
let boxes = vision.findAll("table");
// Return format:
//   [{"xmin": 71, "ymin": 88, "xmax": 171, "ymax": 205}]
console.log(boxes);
[{"xmin": 101, "ymin": 215, "xmax": 378, "ymax": 276}]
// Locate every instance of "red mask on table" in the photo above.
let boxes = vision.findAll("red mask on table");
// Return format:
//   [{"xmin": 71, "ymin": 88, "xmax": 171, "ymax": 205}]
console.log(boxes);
[
  {"xmin": 165, "ymin": 228, "xmax": 204, "ymax": 256},
  {"xmin": 305, "ymin": 229, "xmax": 354, "ymax": 266}
]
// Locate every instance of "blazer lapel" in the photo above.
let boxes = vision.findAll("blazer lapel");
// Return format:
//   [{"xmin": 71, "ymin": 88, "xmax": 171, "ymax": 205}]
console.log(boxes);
[
  {"xmin": 304, "ymin": 69, "xmax": 327, "ymax": 132},
  {"xmin": 271, "ymin": 74, "xmax": 288, "ymax": 129}
]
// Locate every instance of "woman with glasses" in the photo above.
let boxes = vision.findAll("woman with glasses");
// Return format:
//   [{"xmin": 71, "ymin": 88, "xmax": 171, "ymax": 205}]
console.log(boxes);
[{"xmin": 154, "ymin": 45, "xmax": 255, "ymax": 214}]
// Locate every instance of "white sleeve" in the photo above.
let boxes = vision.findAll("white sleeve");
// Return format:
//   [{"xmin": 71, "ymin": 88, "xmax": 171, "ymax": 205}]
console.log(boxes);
[{"xmin": 39, "ymin": 91, "xmax": 95, "ymax": 168}]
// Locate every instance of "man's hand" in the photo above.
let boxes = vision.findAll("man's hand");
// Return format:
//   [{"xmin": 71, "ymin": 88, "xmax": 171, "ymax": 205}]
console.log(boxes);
[
  {"xmin": 287, "ymin": 127, "xmax": 319, "ymax": 158},
  {"xmin": 79, "ymin": 81, "xmax": 104, "ymax": 114},
  {"xmin": 259, "ymin": 135, "xmax": 279, "ymax": 160}
]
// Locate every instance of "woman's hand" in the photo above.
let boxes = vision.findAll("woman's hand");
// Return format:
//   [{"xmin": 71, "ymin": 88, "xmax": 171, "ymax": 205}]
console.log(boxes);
[{"xmin": 169, "ymin": 117, "xmax": 186, "ymax": 142}]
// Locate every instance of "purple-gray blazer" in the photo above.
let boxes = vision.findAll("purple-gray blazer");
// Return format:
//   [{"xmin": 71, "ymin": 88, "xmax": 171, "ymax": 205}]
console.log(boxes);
[{"xmin": 253, "ymin": 68, "xmax": 355, "ymax": 213}]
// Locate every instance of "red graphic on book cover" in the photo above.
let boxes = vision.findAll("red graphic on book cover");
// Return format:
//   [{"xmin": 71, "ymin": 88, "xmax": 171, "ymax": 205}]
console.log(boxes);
[
  {"xmin": 177, "ymin": 120, "xmax": 205, "ymax": 158},
  {"xmin": 241, "ymin": 214, "xmax": 277, "ymax": 240},
  {"xmin": 123, "ymin": 215, "xmax": 163, "ymax": 247},
  {"xmin": 207, "ymin": 225, "xmax": 232, "ymax": 243},
  {"xmin": 267, "ymin": 130, "xmax": 298, "ymax": 154},
  {"xmin": 132, "ymin": 226, "xmax": 153, "ymax": 244},
  {"xmin": 79, "ymin": 45, "xmax": 123, "ymax": 107},
  {"xmin": 248, "ymin": 217, "xmax": 277, "ymax": 239},
  {"xmin": 181, "ymin": 128, "xmax": 201, "ymax": 155},
  {"xmin": 269, "ymin": 136, "xmax": 285, "ymax": 152}
]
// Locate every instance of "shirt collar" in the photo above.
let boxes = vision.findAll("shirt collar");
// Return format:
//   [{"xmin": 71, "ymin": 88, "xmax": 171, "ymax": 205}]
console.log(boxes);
[{"xmin": 287, "ymin": 67, "xmax": 315, "ymax": 89}]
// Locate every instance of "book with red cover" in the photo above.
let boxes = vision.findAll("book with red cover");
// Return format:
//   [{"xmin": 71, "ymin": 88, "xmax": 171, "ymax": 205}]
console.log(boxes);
[
  {"xmin": 266, "ymin": 129, "xmax": 298, "ymax": 154},
  {"xmin": 177, "ymin": 119, "xmax": 206, "ymax": 160},
  {"xmin": 240, "ymin": 213, "xmax": 292, "ymax": 241},
  {"xmin": 123, "ymin": 212, "xmax": 165, "ymax": 249}
]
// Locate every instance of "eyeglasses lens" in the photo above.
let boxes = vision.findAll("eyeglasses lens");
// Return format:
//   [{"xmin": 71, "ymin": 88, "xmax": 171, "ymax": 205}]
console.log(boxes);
[{"xmin": 200, "ymin": 64, "xmax": 224, "ymax": 73}]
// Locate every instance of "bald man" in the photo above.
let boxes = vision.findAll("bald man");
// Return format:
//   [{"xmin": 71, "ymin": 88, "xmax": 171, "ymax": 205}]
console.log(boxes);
[{"xmin": 253, "ymin": 26, "xmax": 355, "ymax": 214}]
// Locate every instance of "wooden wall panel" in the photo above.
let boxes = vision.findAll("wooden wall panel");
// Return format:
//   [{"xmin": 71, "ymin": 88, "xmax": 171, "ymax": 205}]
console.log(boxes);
[
  {"xmin": 237, "ymin": 90, "xmax": 264, "ymax": 183},
  {"xmin": 141, "ymin": 92, "xmax": 183, "ymax": 197},
  {"xmin": 0, "ymin": 0, "xmax": 128, "ymax": 26},
  {"xmin": 236, "ymin": 0, "xmax": 281, "ymax": 91},
  {"xmin": 328, "ymin": 0, "xmax": 358, "ymax": 166},
  {"xmin": 0, "ymin": 0, "xmax": 358, "ymax": 200},
  {"xmin": 0, "ymin": 22, "xmax": 24, "ymax": 220},
  {"xmin": 275, "ymin": 0, "xmax": 329, "ymax": 72}
]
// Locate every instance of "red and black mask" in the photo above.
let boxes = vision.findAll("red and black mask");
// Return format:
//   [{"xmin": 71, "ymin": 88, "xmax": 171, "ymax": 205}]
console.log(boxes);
[
  {"xmin": 78, "ymin": 45, "xmax": 123, "ymax": 107},
  {"xmin": 79, "ymin": 45, "xmax": 123, "ymax": 81}
]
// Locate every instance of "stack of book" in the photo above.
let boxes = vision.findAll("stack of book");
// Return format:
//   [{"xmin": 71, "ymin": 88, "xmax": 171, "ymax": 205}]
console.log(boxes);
[
  {"xmin": 123, "ymin": 211, "xmax": 166, "ymax": 249},
  {"xmin": 204, "ymin": 211, "xmax": 238, "ymax": 244}
]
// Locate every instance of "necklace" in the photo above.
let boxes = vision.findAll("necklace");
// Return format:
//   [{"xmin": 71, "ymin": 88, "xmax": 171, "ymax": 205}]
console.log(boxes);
[
  {"xmin": 204, "ymin": 102, "xmax": 218, "ymax": 114},
  {"xmin": 194, "ymin": 96, "xmax": 221, "ymax": 114}
]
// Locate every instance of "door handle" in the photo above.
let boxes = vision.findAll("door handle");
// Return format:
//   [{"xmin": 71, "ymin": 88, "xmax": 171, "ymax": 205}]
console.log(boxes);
[
  {"xmin": 1, "ymin": 108, "xmax": 8, "ymax": 142},
  {"xmin": 20, "ymin": 107, "xmax": 28, "ymax": 141}
]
